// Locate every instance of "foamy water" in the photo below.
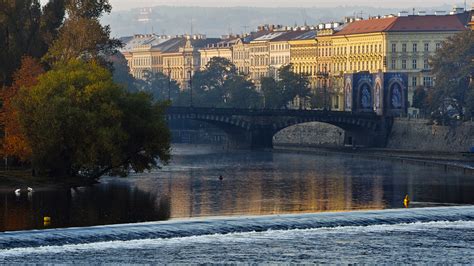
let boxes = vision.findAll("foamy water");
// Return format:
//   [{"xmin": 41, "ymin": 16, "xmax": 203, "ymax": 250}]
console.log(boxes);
[{"xmin": 1, "ymin": 206, "xmax": 474, "ymax": 263}]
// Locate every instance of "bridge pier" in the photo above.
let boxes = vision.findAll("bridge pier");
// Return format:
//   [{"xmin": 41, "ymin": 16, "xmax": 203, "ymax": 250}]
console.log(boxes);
[
  {"xmin": 224, "ymin": 127, "xmax": 275, "ymax": 149},
  {"xmin": 249, "ymin": 128, "xmax": 275, "ymax": 149}
]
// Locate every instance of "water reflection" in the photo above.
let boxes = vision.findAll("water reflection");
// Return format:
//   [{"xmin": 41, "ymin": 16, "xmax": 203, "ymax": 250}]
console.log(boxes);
[
  {"xmin": 0, "ymin": 182, "xmax": 170, "ymax": 232},
  {"xmin": 1, "ymin": 144, "xmax": 473, "ymax": 232}
]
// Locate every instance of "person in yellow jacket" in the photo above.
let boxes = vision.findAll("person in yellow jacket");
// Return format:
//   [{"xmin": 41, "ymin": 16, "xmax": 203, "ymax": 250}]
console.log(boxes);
[{"xmin": 404, "ymin": 195, "xmax": 410, "ymax": 208}]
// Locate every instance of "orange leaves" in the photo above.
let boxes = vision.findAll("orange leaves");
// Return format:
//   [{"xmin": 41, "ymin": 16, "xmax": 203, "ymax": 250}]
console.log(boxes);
[{"xmin": 1, "ymin": 56, "xmax": 44, "ymax": 161}]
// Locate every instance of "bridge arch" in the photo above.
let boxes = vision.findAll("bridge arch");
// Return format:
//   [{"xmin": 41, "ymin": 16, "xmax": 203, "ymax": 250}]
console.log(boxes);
[{"xmin": 166, "ymin": 107, "xmax": 392, "ymax": 149}]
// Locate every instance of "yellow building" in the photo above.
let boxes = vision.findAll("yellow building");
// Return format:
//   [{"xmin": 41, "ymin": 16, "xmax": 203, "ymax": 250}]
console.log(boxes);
[
  {"xmin": 161, "ymin": 36, "xmax": 220, "ymax": 89},
  {"xmin": 122, "ymin": 34, "xmax": 173, "ymax": 79},
  {"xmin": 198, "ymin": 38, "xmax": 239, "ymax": 70},
  {"xmin": 330, "ymin": 10, "xmax": 470, "ymax": 111},
  {"xmin": 289, "ymin": 31, "xmax": 318, "ymax": 90},
  {"xmin": 232, "ymin": 31, "xmax": 270, "ymax": 76},
  {"xmin": 232, "ymin": 38, "xmax": 251, "ymax": 75},
  {"xmin": 269, "ymin": 30, "xmax": 307, "ymax": 80}
]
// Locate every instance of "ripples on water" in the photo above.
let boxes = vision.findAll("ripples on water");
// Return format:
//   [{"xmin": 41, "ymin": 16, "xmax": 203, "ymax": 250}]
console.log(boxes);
[
  {"xmin": 1, "ymin": 207, "xmax": 474, "ymax": 263},
  {"xmin": 1, "ymin": 145, "xmax": 474, "ymax": 262}
]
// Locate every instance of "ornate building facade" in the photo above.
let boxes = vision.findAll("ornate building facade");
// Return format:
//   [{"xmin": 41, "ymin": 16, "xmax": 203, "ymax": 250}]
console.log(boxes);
[{"xmin": 289, "ymin": 31, "xmax": 318, "ymax": 90}]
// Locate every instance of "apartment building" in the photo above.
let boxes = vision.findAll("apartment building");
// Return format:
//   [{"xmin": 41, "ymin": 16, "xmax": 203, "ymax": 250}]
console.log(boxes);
[{"xmin": 331, "ymin": 9, "xmax": 470, "ymax": 109}]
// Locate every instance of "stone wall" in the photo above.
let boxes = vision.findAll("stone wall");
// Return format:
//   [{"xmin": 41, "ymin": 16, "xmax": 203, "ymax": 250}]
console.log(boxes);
[
  {"xmin": 386, "ymin": 118, "xmax": 474, "ymax": 152},
  {"xmin": 273, "ymin": 122, "xmax": 345, "ymax": 146},
  {"xmin": 274, "ymin": 119, "xmax": 474, "ymax": 153}
]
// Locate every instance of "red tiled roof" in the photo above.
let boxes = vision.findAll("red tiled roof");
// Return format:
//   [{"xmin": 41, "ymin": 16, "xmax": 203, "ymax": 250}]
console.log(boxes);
[
  {"xmin": 334, "ymin": 13, "xmax": 468, "ymax": 36},
  {"xmin": 334, "ymin": 17, "xmax": 397, "ymax": 35},
  {"xmin": 388, "ymin": 14, "xmax": 467, "ymax": 32}
]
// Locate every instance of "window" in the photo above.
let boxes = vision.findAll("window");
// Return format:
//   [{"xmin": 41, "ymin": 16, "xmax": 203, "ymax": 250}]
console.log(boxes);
[
  {"xmin": 392, "ymin": 43, "xmax": 397, "ymax": 53},
  {"xmin": 391, "ymin": 59, "xmax": 396, "ymax": 69},
  {"xmin": 402, "ymin": 43, "xmax": 407, "ymax": 52},
  {"xmin": 423, "ymin": 59, "xmax": 429, "ymax": 69},
  {"xmin": 412, "ymin": 59, "xmax": 417, "ymax": 69},
  {"xmin": 424, "ymin": 43, "xmax": 429, "ymax": 52},
  {"xmin": 402, "ymin": 60, "xmax": 407, "ymax": 70},
  {"xmin": 413, "ymin": 43, "xmax": 417, "ymax": 52},
  {"xmin": 412, "ymin": 77, "xmax": 417, "ymax": 88},
  {"xmin": 423, "ymin": 76, "xmax": 433, "ymax": 87},
  {"xmin": 436, "ymin": 43, "xmax": 441, "ymax": 50}
]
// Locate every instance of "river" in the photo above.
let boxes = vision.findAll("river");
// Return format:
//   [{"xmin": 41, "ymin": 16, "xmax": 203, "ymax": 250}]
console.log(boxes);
[{"xmin": 0, "ymin": 144, "xmax": 473, "ymax": 263}]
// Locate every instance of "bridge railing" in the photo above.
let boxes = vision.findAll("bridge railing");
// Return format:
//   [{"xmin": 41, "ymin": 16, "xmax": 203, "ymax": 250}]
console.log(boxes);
[{"xmin": 166, "ymin": 106, "xmax": 380, "ymax": 119}]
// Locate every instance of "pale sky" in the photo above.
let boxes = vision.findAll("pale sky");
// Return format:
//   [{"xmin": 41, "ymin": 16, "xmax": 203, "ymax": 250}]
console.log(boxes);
[{"xmin": 40, "ymin": 0, "xmax": 472, "ymax": 11}]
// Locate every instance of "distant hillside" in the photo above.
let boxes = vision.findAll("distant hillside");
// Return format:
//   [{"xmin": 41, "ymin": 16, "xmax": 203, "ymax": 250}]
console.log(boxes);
[{"xmin": 102, "ymin": 5, "xmax": 455, "ymax": 37}]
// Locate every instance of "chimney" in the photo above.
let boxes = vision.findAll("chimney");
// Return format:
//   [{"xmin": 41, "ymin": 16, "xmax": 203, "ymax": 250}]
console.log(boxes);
[
  {"xmin": 398, "ymin": 11, "xmax": 409, "ymax": 17},
  {"xmin": 450, "ymin": 6, "xmax": 465, "ymax": 15}
]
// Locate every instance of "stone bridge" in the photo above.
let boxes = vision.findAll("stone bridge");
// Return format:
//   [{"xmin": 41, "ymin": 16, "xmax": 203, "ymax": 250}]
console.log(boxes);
[{"xmin": 166, "ymin": 107, "xmax": 393, "ymax": 149}]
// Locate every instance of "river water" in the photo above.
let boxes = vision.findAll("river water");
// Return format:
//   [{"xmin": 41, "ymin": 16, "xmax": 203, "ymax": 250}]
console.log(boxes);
[{"xmin": 1, "ymin": 144, "xmax": 473, "ymax": 263}]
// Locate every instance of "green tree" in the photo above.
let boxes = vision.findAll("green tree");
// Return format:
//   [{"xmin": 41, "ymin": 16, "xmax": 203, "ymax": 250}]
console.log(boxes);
[
  {"xmin": 225, "ymin": 76, "xmax": 262, "ymax": 108},
  {"xmin": 14, "ymin": 60, "xmax": 171, "ymax": 179},
  {"xmin": 191, "ymin": 57, "xmax": 261, "ymax": 108},
  {"xmin": 261, "ymin": 77, "xmax": 285, "ymax": 108},
  {"xmin": 430, "ymin": 30, "xmax": 474, "ymax": 118},
  {"xmin": 412, "ymin": 86, "xmax": 429, "ymax": 114},
  {"xmin": 109, "ymin": 53, "xmax": 137, "ymax": 92},
  {"xmin": 66, "ymin": 0, "xmax": 111, "ymax": 19},
  {"xmin": 141, "ymin": 70, "xmax": 181, "ymax": 103},
  {"xmin": 0, "ymin": 0, "xmax": 66, "ymax": 87},
  {"xmin": 278, "ymin": 64, "xmax": 311, "ymax": 108}
]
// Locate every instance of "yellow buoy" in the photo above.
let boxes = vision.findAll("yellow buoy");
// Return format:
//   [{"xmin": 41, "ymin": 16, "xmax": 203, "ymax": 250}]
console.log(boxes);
[
  {"xmin": 43, "ymin": 216, "xmax": 51, "ymax": 227},
  {"xmin": 403, "ymin": 195, "xmax": 410, "ymax": 208}
]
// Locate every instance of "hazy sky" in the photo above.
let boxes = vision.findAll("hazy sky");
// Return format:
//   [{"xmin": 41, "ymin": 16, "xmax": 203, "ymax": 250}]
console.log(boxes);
[{"xmin": 40, "ymin": 0, "xmax": 472, "ymax": 11}]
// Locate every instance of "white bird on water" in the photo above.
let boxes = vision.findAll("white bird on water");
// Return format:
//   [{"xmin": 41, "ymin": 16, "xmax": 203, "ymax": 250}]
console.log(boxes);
[
  {"xmin": 14, "ymin": 189, "xmax": 21, "ymax": 196},
  {"xmin": 27, "ymin": 187, "xmax": 34, "ymax": 193}
]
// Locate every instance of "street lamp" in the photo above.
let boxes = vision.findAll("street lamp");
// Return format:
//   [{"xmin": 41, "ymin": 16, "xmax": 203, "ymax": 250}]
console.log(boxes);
[
  {"xmin": 188, "ymin": 70, "xmax": 193, "ymax": 107},
  {"xmin": 317, "ymin": 65, "xmax": 330, "ymax": 110},
  {"xmin": 167, "ymin": 61, "xmax": 171, "ymax": 102}
]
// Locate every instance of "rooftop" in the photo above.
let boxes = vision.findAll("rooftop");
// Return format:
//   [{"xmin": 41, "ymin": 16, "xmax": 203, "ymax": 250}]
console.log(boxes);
[{"xmin": 334, "ymin": 12, "xmax": 470, "ymax": 36}]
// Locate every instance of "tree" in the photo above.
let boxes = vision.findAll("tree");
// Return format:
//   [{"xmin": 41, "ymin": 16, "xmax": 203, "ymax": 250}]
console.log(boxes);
[
  {"xmin": 0, "ymin": 0, "xmax": 66, "ymax": 87},
  {"xmin": 1, "ymin": 57, "xmax": 44, "ymax": 161},
  {"xmin": 278, "ymin": 64, "xmax": 311, "ymax": 108},
  {"xmin": 191, "ymin": 57, "xmax": 261, "ymax": 108},
  {"xmin": 429, "ymin": 30, "xmax": 474, "ymax": 119},
  {"xmin": 43, "ymin": 0, "xmax": 120, "ymax": 66},
  {"xmin": 225, "ymin": 76, "xmax": 262, "ymax": 108},
  {"xmin": 261, "ymin": 77, "xmax": 285, "ymax": 108},
  {"xmin": 44, "ymin": 16, "xmax": 120, "ymax": 65},
  {"xmin": 66, "ymin": 0, "xmax": 111, "ymax": 19},
  {"xmin": 14, "ymin": 60, "xmax": 171, "ymax": 179},
  {"xmin": 412, "ymin": 86, "xmax": 429, "ymax": 114},
  {"xmin": 109, "ymin": 53, "xmax": 137, "ymax": 92},
  {"xmin": 141, "ymin": 71, "xmax": 181, "ymax": 103}
]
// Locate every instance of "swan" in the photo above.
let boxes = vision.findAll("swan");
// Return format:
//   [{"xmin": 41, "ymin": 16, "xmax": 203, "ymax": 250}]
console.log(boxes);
[
  {"xmin": 14, "ymin": 189, "xmax": 21, "ymax": 196},
  {"xmin": 27, "ymin": 187, "xmax": 34, "ymax": 193}
]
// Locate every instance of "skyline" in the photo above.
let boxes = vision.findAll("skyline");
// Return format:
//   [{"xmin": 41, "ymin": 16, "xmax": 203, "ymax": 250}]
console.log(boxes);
[{"xmin": 38, "ymin": 0, "xmax": 473, "ymax": 11}]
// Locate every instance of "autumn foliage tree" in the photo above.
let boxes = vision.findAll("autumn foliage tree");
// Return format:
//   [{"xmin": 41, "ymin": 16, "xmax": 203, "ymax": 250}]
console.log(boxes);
[
  {"xmin": 0, "ymin": 57, "xmax": 44, "ymax": 161},
  {"xmin": 14, "ymin": 60, "xmax": 171, "ymax": 179}
]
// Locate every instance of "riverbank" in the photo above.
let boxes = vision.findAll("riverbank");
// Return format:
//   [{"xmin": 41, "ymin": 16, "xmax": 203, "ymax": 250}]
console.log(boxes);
[
  {"xmin": 274, "ymin": 143, "xmax": 474, "ymax": 175},
  {"xmin": 0, "ymin": 170, "xmax": 97, "ymax": 192}
]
